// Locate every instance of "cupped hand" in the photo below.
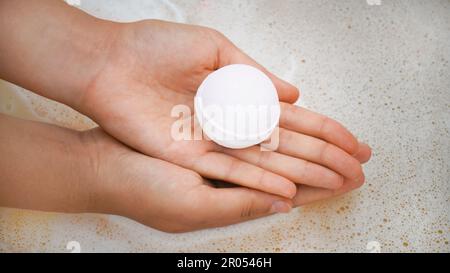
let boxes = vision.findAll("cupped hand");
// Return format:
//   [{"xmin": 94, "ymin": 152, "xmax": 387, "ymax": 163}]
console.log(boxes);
[
  {"xmin": 78, "ymin": 20, "xmax": 370, "ymax": 199},
  {"xmin": 83, "ymin": 127, "xmax": 368, "ymax": 233}
]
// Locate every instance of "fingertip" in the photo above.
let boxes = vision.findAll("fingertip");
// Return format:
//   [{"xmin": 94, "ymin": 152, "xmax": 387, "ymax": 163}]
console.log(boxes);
[
  {"xmin": 281, "ymin": 180, "xmax": 298, "ymax": 199},
  {"xmin": 273, "ymin": 78, "xmax": 300, "ymax": 103},
  {"xmin": 329, "ymin": 174, "xmax": 345, "ymax": 190},
  {"xmin": 269, "ymin": 200, "xmax": 293, "ymax": 214},
  {"xmin": 290, "ymin": 84, "xmax": 301, "ymax": 102},
  {"xmin": 262, "ymin": 171, "xmax": 297, "ymax": 198},
  {"xmin": 347, "ymin": 172, "xmax": 365, "ymax": 191},
  {"xmin": 361, "ymin": 142, "xmax": 372, "ymax": 161},
  {"xmin": 284, "ymin": 83, "xmax": 300, "ymax": 103},
  {"xmin": 317, "ymin": 166, "xmax": 345, "ymax": 190},
  {"xmin": 347, "ymin": 137, "xmax": 360, "ymax": 156},
  {"xmin": 287, "ymin": 182, "xmax": 298, "ymax": 198},
  {"xmin": 354, "ymin": 142, "xmax": 372, "ymax": 163},
  {"xmin": 323, "ymin": 118, "xmax": 359, "ymax": 155},
  {"xmin": 355, "ymin": 172, "xmax": 366, "ymax": 188}
]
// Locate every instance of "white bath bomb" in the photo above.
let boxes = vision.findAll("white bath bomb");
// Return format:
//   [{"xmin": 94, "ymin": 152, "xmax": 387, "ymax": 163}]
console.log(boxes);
[{"xmin": 194, "ymin": 64, "xmax": 280, "ymax": 149}]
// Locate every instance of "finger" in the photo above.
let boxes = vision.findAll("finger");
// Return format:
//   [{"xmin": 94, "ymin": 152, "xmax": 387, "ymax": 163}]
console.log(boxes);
[
  {"xmin": 192, "ymin": 152, "xmax": 297, "ymax": 198},
  {"xmin": 220, "ymin": 41, "xmax": 300, "ymax": 103},
  {"xmin": 223, "ymin": 146, "xmax": 344, "ymax": 190},
  {"xmin": 353, "ymin": 142, "xmax": 372, "ymax": 164},
  {"xmin": 192, "ymin": 186, "xmax": 293, "ymax": 228},
  {"xmin": 293, "ymin": 173, "xmax": 365, "ymax": 206},
  {"xmin": 277, "ymin": 128, "xmax": 363, "ymax": 180},
  {"xmin": 279, "ymin": 102, "xmax": 359, "ymax": 155}
]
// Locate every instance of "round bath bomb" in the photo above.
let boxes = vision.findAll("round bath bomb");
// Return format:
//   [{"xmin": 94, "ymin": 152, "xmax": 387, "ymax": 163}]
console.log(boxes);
[{"xmin": 194, "ymin": 64, "xmax": 280, "ymax": 149}]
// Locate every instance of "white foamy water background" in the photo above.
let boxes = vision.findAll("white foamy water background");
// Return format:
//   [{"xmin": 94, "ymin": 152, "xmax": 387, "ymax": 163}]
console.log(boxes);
[{"xmin": 0, "ymin": 0, "xmax": 449, "ymax": 252}]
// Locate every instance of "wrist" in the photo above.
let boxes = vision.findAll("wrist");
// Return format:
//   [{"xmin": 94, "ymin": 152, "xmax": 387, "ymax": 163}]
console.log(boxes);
[
  {"xmin": 59, "ymin": 17, "xmax": 122, "ymax": 110},
  {"xmin": 76, "ymin": 128, "xmax": 132, "ymax": 216}
]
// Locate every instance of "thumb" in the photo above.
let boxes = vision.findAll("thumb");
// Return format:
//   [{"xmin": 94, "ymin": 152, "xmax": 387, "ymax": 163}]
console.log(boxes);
[
  {"xmin": 194, "ymin": 186, "xmax": 293, "ymax": 229},
  {"xmin": 217, "ymin": 36, "xmax": 300, "ymax": 104}
]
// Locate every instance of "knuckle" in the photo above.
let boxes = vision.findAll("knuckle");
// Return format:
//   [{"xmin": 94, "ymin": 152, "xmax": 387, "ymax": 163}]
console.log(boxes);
[
  {"xmin": 256, "ymin": 151, "xmax": 272, "ymax": 167},
  {"xmin": 240, "ymin": 202, "xmax": 252, "ymax": 219},
  {"xmin": 278, "ymin": 129, "xmax": 292, "ymax": 151},
  {"xmin": 318, "ymin": 141, "xmax": 331, "ymax": 162},
  {"xmin": 319, "ymin": 116, "xmax": 330, "ymax": 135},
  {"xmin": 296, "ymin": 160, "xmax": 310, "ymax": 182},
  {"xmin": 256, "ymin": 169, "xmax": 268, "ymax": 188},
  {"xmin": 224, "ymin": 158, "xmax": 240, "ymax": 181},
  {"xmin": 240, "ymin": 196, "xmax": 257, "ymax": 219}
]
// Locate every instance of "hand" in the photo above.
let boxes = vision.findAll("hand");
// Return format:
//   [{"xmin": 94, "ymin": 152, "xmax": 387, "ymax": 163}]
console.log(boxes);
[
  {"xmin": 77, "ymin": 20, "xmax": 371, "ymax": 198},
  {"xmin": 0, "ymin": 114, "xmax": 291, "ymax": 232},
  {"xmin": 80, "ymin": 127, "xmax": 295, "ymax": 232},
  {"xmin": 82, "ymin": 127, "xmax": 370, "ymax": 232},
  {"xmin": 0, "ymin": 113, "xmax": 367, "ymax": 232}
]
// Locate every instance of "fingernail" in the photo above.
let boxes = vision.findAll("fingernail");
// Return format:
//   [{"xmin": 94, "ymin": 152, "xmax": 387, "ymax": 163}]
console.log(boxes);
[{"xmin": 270, "ymin": 201, "xmax": 292, "ymax": 214}]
